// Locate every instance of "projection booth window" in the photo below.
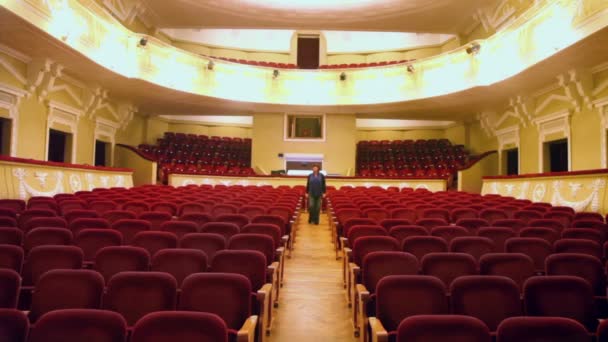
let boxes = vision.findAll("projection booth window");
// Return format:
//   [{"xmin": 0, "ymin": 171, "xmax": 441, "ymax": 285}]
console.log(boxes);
[{"xmin": 284, "ymin": 114, "xmax": 325, "ymax": 141}]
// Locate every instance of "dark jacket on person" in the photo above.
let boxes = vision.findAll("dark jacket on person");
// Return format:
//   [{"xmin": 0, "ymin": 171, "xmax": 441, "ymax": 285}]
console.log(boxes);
[{"xmin": 306, "ymin": 172, "xmax": 326, "ymax": 197}]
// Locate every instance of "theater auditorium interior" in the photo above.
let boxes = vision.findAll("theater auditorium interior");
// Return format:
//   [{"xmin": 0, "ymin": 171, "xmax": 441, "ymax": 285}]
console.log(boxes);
[{"xmin": 1, "ymin": 0, "xmax": 608, "ymax": 341}]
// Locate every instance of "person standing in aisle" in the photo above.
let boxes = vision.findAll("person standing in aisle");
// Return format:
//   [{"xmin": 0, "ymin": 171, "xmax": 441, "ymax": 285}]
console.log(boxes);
[{"xmin": 306, "ymin": 165, "xmax": 326, "ymax": 225}]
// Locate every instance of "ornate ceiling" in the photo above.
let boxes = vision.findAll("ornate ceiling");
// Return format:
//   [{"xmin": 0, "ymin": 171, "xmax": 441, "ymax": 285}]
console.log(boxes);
[{"xmin": 140, "ymin": 0, "xmax": 499, "ymax": 34}]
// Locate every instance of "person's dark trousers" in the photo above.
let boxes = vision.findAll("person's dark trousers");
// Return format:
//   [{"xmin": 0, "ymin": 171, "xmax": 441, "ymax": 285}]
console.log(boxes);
[{"xmin": 308, "ymin": 195, "xmax": 322, "ymax": 224}]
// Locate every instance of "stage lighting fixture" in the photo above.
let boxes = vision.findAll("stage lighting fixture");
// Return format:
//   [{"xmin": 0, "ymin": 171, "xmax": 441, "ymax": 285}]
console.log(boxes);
[
  {"xmin": 273, "ymin": 69, "xmax": 280, "ymax": 78},
  {"xmin": 207, "ymin": 60, "xmax": 215, "ymax": 71},
  {"xmin": 407, "ymin": 64, "xmax": 415, "ymax": 73},
  {"xmin": 466, "ymin": 42, "xmax": 481, "ymax": 55},
  {"xmin": 139, "ymin": 37, "xmax": 148, "ymax": 47},
  {"xmin": 340, "ymin": 72, "xmax": 346, "ymax": 81}
]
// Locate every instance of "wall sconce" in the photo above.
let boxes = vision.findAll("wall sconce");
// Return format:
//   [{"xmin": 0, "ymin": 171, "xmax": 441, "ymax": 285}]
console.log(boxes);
[
  {"xmin": 339, "ymin": 72, "xmax": 347, "ymax": 81},
  {"xmin": 466, "ymin": 42, "xmax": 481, "ymax": 55}
]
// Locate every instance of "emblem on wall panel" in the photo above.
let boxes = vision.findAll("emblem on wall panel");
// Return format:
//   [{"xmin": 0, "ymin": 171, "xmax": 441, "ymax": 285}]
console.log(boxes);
[{"xmin": 69, "ymin": 174, "xmax": 83, "ymax": 192}]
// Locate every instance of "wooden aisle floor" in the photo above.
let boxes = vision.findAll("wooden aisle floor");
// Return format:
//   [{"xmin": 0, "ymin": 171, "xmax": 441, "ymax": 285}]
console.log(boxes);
[{"xmin": 268, "ymin": 212, "xmax": 356, "ymax": 342}]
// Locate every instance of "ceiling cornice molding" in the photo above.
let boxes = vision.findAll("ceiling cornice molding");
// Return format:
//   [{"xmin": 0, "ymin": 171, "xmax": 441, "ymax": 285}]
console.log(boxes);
[{"xmin": 0, "ymin": 43, "xmax": 31, "ymax": 63}]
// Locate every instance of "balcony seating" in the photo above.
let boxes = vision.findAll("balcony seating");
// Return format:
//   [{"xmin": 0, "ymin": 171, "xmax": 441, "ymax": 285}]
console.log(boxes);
[
  {"xmin": 137, "ymin": 132, "xmax": 253, "ymax": 182},
  {"xmin": 356, "ymin": 139, "xmax": 470, "ymax": 177}
]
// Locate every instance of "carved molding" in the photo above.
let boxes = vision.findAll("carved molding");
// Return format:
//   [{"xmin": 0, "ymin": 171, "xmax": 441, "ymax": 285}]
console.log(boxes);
[
  {"xmin": 45, "ymin": 100, "xmax": 83, "ymax": 163},
  {"xmin": 475, "ymin": 0, "xmax": 518, "ymax": 32},
  {"xmin": 496, "ymin": 125, "xmax": 521, "ymax": 175},
  {"xmin": 0, "ymin": 83, "xmax": 27, "ymax": 157},
  {"xmin": 594, "ymin": 96, "xmax": 608, "ymax": 168},
  {"xmin": 532, "ymin": 109, "xmax": 572, "ymax": 172}
]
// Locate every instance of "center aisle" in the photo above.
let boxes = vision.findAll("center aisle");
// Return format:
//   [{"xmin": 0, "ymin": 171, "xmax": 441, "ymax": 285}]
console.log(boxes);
[{"xmin": 268, "ymin": 212, "xmax": 356, "ymax": 341}]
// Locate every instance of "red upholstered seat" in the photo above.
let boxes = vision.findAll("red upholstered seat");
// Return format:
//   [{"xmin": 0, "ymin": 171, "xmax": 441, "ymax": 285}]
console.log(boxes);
[
  {"xmin": 131, "ymin": 311, "xmax": 228, "ymax": 342},
  {"xmin": 374, "ymin": 275, "xmax": 448, "ymax": 336},
  {"xmin": 479, "ymin": 253, "xmax": 535, "ymax": 292},
  {"xmin": 94, "ymin": 246, "xmax": 150, "ymax": 283},
  {"xmin": 199, "ymin": 222, "xmax": 239, "ymax": 241},
  {"xmin": 389, "ymin": 225, "xmax": 428, "ymax": 245},
  {"xmin": 430, "ymin": 226, "xmax": 469, "ymax": 244},
  {"xmin": 28, "ymin": 269, "xmax": 104, "ymax": 322},
  {"xmin": 421, "ymin": 253, "xmax": 477, "ymax": 289},
  {"xmin": 497, "ymin": 316, "xmax": 588, "ymax": 342},
  {"xmin": 402, "ymin": 236, "xmax": 448, "ymax": 260},
  {"xmin": 160, "ymin": 220, "xmax": 198, "ymax": 239},
  {"xmin": 555, "ymin": 238, "xmax": 602, "ymax": 259},
  {"xmin": 395, "ymin": 315, "xmax": 491, "ymax": 342},
  {"xmin": 22, "ymin": 245, "xmax": 83, "ymax": 286},
  {"xmin": 455, "ymin": 218, "xmax": 490, "ymax": 234},
  {"xmin": 179, "ymin": 233, "xmax": 226, "ymax": 261},
  {"xmin": 179, "ymin": 273, "xmax": 253, "ymax": 340},
  {"xmin": 22, "ymin": 216, "xmax": 66, "ymax": 233},
  {"xmin": 0, "ymin": 308, "xmax": 28, "ymax": 342},
  {"xmin": 28, "ymin": 309, "xmax": 127, "ymax": 342},
  {"xmin": 75, "ymin": 229, "xmax": 123, "ymax": 262},
  {"xmin": 24, "ymin": 227, "xmax": 73, "ymax": 252},
  {"xmin": 131, "ymin": 231, "xmax": 178, "ymax": 256},
  {"xmin": 151, "ymin": 249, "xmax": 207, "ymax": 287},
  {"xmin": 103, "ymin": 271, "xmax": 177, "ymax": 326},
  {"xmin": 138, "ymin": 212, "xmax": 172, "ymax": 230},
  {"xmin": 524, "ymin": 275, "xmax": 597, "ymax": 331},
  {"xmin": 477, "ymin": 227, "xmax": 516, "ymax": 252},
  {"xmin": 0, "ymin": 245, "xmax": 23, "ymax": 273},
  {"xmin": 0, "ymin": 269, "xmax": 20, "ymax": 309},
  {"xmin": 450, "ymin": 276, "xmax": 521, "ymax": 332},
  {"xmin": 69, "ymin": 218, "xmax": 110, "ymax": 235},
  {"xmin": 545, "ymin": 253, "xmax": 605, "ymax": 296},
  {"xmin": 505, "ymin": 237, "xmax": 552, "ymax": 273},
  {"xmin": 111, "ymin": 219, "xmax": 151, "ymax": 244},
  {"xmin": 63, "ymin": 210, "xmax": 99, "ymax": 224},
  {"xmin": 103, "ymin": 210, "xmax": 137, "ymax": 225}
]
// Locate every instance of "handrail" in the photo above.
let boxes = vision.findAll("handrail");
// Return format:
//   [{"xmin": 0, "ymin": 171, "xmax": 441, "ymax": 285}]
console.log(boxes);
[
  {"xmin": 484, "ymin": 168, "xmax": 608, "ymax": 180},
  {"xmin": 168, "ymin": 170, "xmax": 448, "ymax": 181},
  {"xmin": 0, "ymin": 155, "xmax": 133, "ymax": 172},
  {"xmin": 115, "ymin": 144, "xmax": 157, "ymax": 162},
  {"xmin": 458, "ymin": 151, "xmax": 498, "ymax": 171}
]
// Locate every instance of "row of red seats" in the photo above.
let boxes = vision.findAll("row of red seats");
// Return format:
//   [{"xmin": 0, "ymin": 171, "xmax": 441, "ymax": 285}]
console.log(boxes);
[
  {"xmin": 208, "ymin": 56, "xmax": 298, "ymax": 69},
  {"xmin": 0, "ymin": 234, "xmax": 280, "ymax": 332},
  {"xmin": 366, "ymin": 274, "xmax": 604, "ymax": 341},
  {"xmin": 356, "ymin": 139, "xmax": 470, "ymax": 177},
  {"xmin": 206, "ymin": 55, "xmax": 414, "ymax": 70},
  {"xmin": 326, "ymin": 186, "xmax": 608, "ymax": 339},
  {"xmin": 0, "ymin": 184, "xmax": 305, "ymax": 341},
  {"xmin": 0, "ymin": 308, "xmax": 243, "ymax": 342},
  {"xmin": 319, "ymin": 60, "xmax": 414, "ymax": 69},
  {"xmin": 136, "ymin": 132, "xmax": 252, "ymax": 181},
  {"xmin": 0, "ymin": 264, "xmax": 265, "ymax": 341}
]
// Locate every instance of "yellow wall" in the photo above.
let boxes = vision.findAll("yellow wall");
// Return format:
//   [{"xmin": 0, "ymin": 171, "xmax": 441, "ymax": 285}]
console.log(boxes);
[
  {"xmin": 356, "ymin": 129, "xmax": 445, "ymax": 142},
  {"xmin": 144, "ymin": 117, "xmax": 169, "ymax": 145},
  {"xmin": 444, "ymin": 124, "xmax": 469, "ymax": 146},
  {"xmin": 0, "ymin": 49, "xmax": 146, "ymax": 167},
  {"xmin": 458, "ymin": 152, "xmax": 498, "ymax": 193},
  {"xmin": 251, "ymin": 113, "xmax": 356, "ymax": 176},
  {"xmin": 167, "ymin": 122, "xmax": 252, "ymax": 138}
]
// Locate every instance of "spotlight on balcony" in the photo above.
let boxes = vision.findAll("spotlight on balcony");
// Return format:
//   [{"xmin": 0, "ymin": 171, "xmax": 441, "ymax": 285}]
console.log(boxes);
[
  {"xmin": 466, "ymin": 42, "xmax": 481, "ymax": 55},
  {"xmin": 339, "ymin": 72, "xmax": 347, "ymax": 81},
  {"xmin": 407, "ymin": 64, "xmax": 415, "ymax": 73},
  {"xmin": 207, "ymin": 60, "xmax": 215, "ymax": 71},
  {"xmin": 139, "ymin": 37, "xmax": 148, "ymax": 47},
  {"xmin": 273, "ymin": 69, "xmax": 280, "ymax": 79}
]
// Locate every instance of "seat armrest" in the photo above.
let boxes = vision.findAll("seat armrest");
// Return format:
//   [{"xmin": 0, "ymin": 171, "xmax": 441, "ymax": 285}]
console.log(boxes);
[
  {"xmin": 237, "ymin": 315, "xmax": 259, "ymax": 342},
  {"xmin": 369, "ymin": 317, "xmax": 389, "ymax": 342},
  {"xmin": 356, "ymin": 284, "xmax": 370, "ymax": 301}
]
